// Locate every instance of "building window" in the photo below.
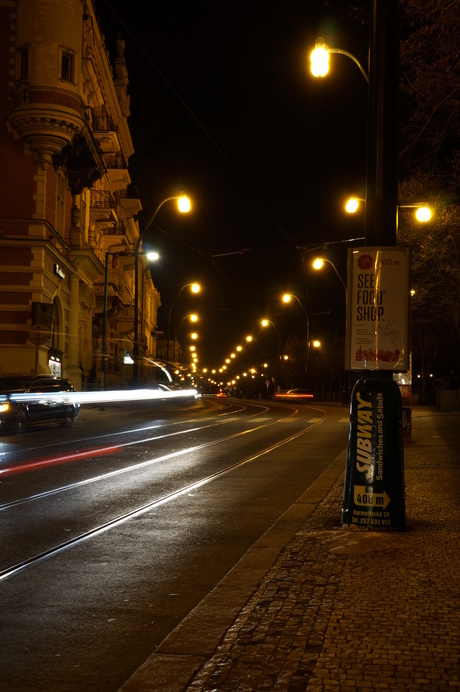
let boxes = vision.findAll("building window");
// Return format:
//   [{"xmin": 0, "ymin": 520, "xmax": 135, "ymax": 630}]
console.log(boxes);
[
  {"xmin": 50, "ymin": 301, "xmax": 60, "ymax": 351},
  {"xmin": 60, "ymin": 51, "xmax": 74, "ymax": 82},
  {"xmin": 18, "ymin": 47, "xmax": 28, "ymax": 80}
]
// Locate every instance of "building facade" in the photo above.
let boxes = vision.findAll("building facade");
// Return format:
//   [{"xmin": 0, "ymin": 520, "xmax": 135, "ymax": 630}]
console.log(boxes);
[{"xmin": 0, "ymin": 0, "xmax": 160, "ymax": 390}]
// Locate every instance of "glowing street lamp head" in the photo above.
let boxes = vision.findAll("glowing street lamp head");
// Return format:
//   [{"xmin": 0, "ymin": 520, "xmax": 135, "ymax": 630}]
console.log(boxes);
[
  {"xmin": 415, "ymin": 206, "xmax": 432, "ymax": 223},
  {"xmin": 313, "ymin": 258, "xmax": 324, "ymax": 271},
  {"xmin": 282, "ymin": 294, "xmax": 292, "ymax": 304},
  {"xmin": 345, "ymin": 196, "xmax": 361, "ymax": 214},
  {"xmin": 177, "ymin": 194, "xmax": 191, "ymax": 213},
  {"xmin": 190, "ymin": 283, "xmax": 200, "ymax": 294},
  {"xmin": 310, "ymin": 38, "xmax": 329, "ymax": 77}
]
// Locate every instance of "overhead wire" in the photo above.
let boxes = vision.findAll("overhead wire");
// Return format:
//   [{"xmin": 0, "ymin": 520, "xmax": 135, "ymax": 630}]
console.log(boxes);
[{"xmin": 100, "ymin": 0, "xmax": 301, "ymax": 257}]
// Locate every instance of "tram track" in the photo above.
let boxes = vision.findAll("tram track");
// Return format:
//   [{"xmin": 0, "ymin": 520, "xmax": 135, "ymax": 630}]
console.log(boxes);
[
  {"xmin": 0, "ymin": 400, "xmax": 299, "ymax": 489},
  {"xmin": 0, "ymin": 404, "xmax": 327, "ymax": 582}
]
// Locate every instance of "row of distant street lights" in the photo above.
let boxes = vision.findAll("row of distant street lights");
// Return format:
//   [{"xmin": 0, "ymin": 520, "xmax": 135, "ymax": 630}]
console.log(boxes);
[
  {"xmin": 205, "ymin": 285, "xmax": 336, "ymax": 389},
  {"xmin": 110, "ymin": 34, "xmax": 434, "ymax": 389},
  {"xmin": 124, "ymin": 197, "xmax": 346, "ymax": 385},
  {"xmin": 143, "ymin": 252, "xmax": 351, "ymax": 387}
]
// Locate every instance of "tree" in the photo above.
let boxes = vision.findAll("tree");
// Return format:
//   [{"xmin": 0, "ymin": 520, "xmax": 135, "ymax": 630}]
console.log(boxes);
[
  {"xmin": 280, "ymin": 336, "xmax": 308, "ymax": 389},
  {"xmin": 398, "ymin": 177, "xmax": 460, "ymax": 391},
  {"xmin": 397, "ymin": 0, "xmax": 460, "ymax": 389},
  {"xmin": 309, "ymin": 334, "xmax": 346, "ymax": 401},
  {"xmin": 399, "ymin": 0, "xmax": 460, "ymax": 188}
]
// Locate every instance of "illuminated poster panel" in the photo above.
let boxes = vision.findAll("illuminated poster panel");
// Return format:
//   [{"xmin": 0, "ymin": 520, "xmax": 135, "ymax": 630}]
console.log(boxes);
[{"xmin": 346, "ymin": 247, "xmax": 410, "ymax": 372}]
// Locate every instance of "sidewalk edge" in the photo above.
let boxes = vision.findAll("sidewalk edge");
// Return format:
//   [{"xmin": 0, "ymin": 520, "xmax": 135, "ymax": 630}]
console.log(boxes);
[{"xmin": 119, "ymin": 448, "xmax": 347, "ymax": 691}]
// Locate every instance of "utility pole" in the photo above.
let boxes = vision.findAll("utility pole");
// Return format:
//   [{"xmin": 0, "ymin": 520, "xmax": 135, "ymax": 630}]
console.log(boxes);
[{"xmin": 343, "ymin": 0, "xmax": 407, "ymax": 530}]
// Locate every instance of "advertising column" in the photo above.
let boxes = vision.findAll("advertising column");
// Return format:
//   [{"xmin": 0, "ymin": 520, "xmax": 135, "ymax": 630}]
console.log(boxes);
[{"xmin": 342, "ymin": 247, "xmax": 409, "ymax": 529}]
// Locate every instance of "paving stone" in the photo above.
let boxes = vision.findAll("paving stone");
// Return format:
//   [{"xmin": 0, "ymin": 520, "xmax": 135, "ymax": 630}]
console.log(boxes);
[{"xmin": 183, "ymin": 412, "xmax": 460, "ymax": 691}]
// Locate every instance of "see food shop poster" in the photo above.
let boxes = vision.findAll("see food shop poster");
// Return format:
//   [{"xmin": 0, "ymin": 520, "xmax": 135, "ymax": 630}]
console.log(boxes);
[{"xmin": 346, "ymin": 247, "xmax": 410, "ymax": 372}]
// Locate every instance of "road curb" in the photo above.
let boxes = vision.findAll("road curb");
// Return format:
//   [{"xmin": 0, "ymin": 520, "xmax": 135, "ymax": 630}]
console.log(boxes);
[{"xmin": 119, "ymin": 449, "xmax": 347, "ymax": 691}]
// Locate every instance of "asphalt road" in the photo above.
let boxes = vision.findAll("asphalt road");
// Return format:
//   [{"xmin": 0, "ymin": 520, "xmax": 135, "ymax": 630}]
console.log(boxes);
[{"xmin": 0, "ymin": 397, "xmax": 349, "ymax": 691}]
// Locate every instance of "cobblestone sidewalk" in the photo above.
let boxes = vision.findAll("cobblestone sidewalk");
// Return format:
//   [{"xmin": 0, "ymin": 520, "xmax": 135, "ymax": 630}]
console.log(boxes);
[{"xmin": 188, "ymin": 412, "xmax": 460, "ymax": 691}]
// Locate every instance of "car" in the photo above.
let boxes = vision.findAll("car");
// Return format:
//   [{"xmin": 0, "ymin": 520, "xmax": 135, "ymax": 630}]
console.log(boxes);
[
  {"xmin": 274, "ymin": 388, "xmax": 314, "ymax": 402},
  {"xmin": 0, "ymin": 375, "xmax": 80, "ymax": 434}
]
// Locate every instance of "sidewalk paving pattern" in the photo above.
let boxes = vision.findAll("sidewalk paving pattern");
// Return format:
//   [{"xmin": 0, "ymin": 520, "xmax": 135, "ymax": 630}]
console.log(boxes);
[{"xmin": 121, "ymin": 409, "xmax": 460, "ymax": 691}]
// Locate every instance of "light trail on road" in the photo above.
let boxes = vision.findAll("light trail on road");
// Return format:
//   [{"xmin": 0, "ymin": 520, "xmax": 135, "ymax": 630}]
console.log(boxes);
[
  {"xmin": 0, "ymin": 405, "xmax": 327, "ymax": 582},
  {"xmin": 0, "ymin": 402, "xmax": 282, "ymax": 478}
]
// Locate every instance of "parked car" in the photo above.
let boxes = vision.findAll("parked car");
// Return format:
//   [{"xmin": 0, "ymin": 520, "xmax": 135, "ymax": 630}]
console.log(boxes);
[
  {"xmin": 275, "ymin": 388, "xmax": 314, "ymax": 402},
  {"xmin": 0, "ymin": 375, "xmax": 79, "ymax": 434}
]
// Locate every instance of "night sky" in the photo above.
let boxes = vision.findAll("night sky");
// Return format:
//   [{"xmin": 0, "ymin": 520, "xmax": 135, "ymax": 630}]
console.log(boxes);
[{"xmin": 95, "ymin": 1, "xmax": 369, "ymax": 368}]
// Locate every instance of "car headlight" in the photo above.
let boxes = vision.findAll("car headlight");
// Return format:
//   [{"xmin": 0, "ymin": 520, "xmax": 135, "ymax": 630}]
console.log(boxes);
[{"xmin": 0, "ymin": 402, "xmax": 10, "ymax": 413}]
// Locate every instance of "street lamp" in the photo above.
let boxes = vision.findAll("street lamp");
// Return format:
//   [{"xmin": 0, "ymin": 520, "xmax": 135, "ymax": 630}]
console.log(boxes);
[
  {"xmin": 345, "ymin": 195, "xmax": 366, "ymax": 214},
  {"xmin": 167, "ymin": 314, "xmax": 198, "ymax": 363},
  {"xmin": 401, "ymin": 203, "xmax": 432, "ymax": 223},
  {"xmin": 312, "ymin": 3, "xmax": 406, "ymax": 530},
  {"xmin": 103, "ymin": 245, "xmax": 159, "ymax": 391},
  {"xmin": 415, "ymin": 207, "xmax": 431, "ymax": 222},
  {"xmin": 282, "ymin": 293, "xmax": 310, "ymax": 335},
  {"xmin": 133, "ymin": 194, "xmax": 190, "ymax": 384},
  {"xmin": 282, "ymin": 293, "xmax": 311, "ymax": 376},
  {"xmin": 261, "ymin": 318, "xmax": 282, "ymax": 387},
  {"xmin": 345, "ymin": 195, "xmax": 433, "ymax": 223},
  {"xmin": 175, "ymin": 313, "xmax": 198, "ymax": 331},
  {"xmin": 312, "ymin": 258, "xmax": 347, "ymax": 295},
  {"xmin": 310, "ymin": 37, "xmax": 369, "ymax": 83},
  {"xmin": 245, "ymin": 335, "xmax": 261, "ymax": 364},
  {"xmin": 167, "ymin": 283, "xmax": 200, "ymax": 361},
  {"xmin": 179, "ymin": 332, "xmax": 198, "ymax": 364},
  {"xmin": 245, "ymin": 335, "xmax": 263, "ymax": 397}
]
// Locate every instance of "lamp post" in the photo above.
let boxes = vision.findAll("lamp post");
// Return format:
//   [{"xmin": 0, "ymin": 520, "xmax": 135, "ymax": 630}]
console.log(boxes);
[
  {"xmin": 245, "ymin": 335, "xmax": 261, "ymax": 365},
  {"xmin": 282, "ymin": 291, "xmax": 310, "ymax": 350},
  {"xmin": 246, "ymin": 335, "xmax": 262, "ymax": 398},
  {"xmin": 261, "ymin": 318, "xmax": 282, "ymax": 388},
  {"xmin": 176, "ymin": 313, "xmax": 198, "ymax": 331},
  {"xmin": 103, "ymin": 247, "xmax": 160, "ymax": 391},
  {"xmin": 312, "ymin": 258, "xmax": 347, "ymax": 295},
  {"xmin": 311, "ymin": 2, "xmax": 406, "ymax": 530},
  {"xmin": 282, "ymin": 292, "xmax": 311, "ymax": 382},
  {"xmin": 312, "ymin": 256, "xmax": 349, "ymax": 402},
  {"xmin": 310, "ymin": 37, "xmax": 369, "ymax": 83},
  {"xmin": 102, "ymin": 247, "xmax": 123, "ymax": 392},
  {"xmin": 133, "ymin": 194, "xmax": 190, "ymax": 385},
  {"xmin": 310, "ymin": 1, "xmax": 400, "ymax": 244},
  {"xmin": 167, "ymin": 283, "xmax": 200, "ymax": 361}
]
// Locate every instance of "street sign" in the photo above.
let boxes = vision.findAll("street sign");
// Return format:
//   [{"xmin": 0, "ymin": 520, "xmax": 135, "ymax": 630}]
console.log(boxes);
[{"xmin": 28, "ymin": 324, "xmax": 51, "ymax": 345}]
